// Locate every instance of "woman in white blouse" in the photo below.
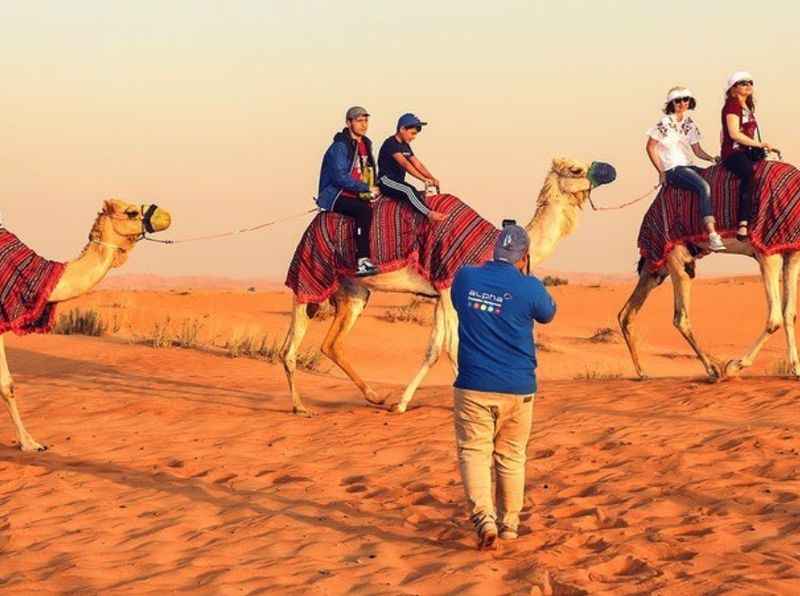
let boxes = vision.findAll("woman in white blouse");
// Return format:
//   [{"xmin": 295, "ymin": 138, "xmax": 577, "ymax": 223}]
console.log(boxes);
[{"xmin": 646, "ymin": 86, "xmax": 725, "ymax": 251}]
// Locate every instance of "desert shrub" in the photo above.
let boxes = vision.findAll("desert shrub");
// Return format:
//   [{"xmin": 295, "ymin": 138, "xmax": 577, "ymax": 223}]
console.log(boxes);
[
  {"xmin": 574, "ymin": 367, "xmax": 623, "ymax": 381},
  {"xmin": 380, "ymin": 297, "xmax": 429, "ymax": 325},
  {"xmin": 771, "ymin": 359, "xmax": 794, "ymax": 376},
  {"xmin": 224, "ymin": 334, "xmax": 320, "ymax": 371},
  {"xmin": 148, "ymin": 317, "xmax": 173, "ymax": 348},
  {"xmin": 542, "ymin": 276, "xmax": 569, "ymax": 287},
  {"xmin": 54, "ymin": 309, "xmax": 106, "ymax": 337},
  {"xmin": 313, "ymin": 301, "xmax": 336, "ymax": 321},
  {"xmin": 589, "ymin": 327, "xmax": 618, "ymax": 343},
  {"xmin": 175, "ymin": 318, "xmax": 203, "ymax": 349}
]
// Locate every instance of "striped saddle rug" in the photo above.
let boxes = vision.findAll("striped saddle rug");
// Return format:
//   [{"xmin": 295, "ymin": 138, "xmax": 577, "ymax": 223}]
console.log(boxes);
[
  {"xmin": 0, "ymin": 229, "xmax": 66, "ymax": 335},
  {"xmin": 285, "ymin": 194, "xmax": 499, "ymax": 303},
  {"xmin": 638, "ymin": 161, "xmax": 800, "ymax": 271}
]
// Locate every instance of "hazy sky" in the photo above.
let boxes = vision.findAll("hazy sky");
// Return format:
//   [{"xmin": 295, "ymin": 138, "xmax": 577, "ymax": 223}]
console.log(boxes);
[{"xmin": 2, "ymin": 1, "xmax": 799, "ymax": 279}]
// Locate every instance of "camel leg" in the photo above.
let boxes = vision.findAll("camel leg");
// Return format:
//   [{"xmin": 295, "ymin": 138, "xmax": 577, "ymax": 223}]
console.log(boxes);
[
  {"xmin": 320, "ymin": 284, "xmax": 380, "ymax": 405},
  {"xmin": 726, "ymin": 253, "xmax": 784, "ymax": 377},
  {"xmin": 394, "ymin": 297, "xmax": 447, "ymax": 413},
  {"xmin": 618, "ymin": 263, "xmax": 665, "ymax": 379},
  {"xmin": 666, "ymin": 248, "xmax": 722, "ymax": 379},
  {"xmin": 441, "ymin": 289, "xmax": 460, "ymax": 377},
  {"xmin": 0, "ymin": 335, "xmax": 46, "ymax": 451},
  {"xmin": 281, "ymin": 298, "xmax": 313, "ymax": 416},
  {"xmin": 782, "ymin": 252, "xmax": 800, "ymax": 377}
]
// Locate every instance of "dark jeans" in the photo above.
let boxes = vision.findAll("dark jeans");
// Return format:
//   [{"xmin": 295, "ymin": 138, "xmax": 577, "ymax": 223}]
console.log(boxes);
[
  {"xmin": 332, "ymin": 195, "xmax": 372, "ymax": 259},
  {"xmin": 665, "ymin": 166, "xmax": 713, "ymax": 219},
  {"xmin": 723, "ymin": 151, "xmax": 759, "ymax": 224}
]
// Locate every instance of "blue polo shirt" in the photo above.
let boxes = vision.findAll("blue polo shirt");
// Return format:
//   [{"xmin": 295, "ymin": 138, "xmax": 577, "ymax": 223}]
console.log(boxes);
[{"xmin": 452, "ymin": 260, "xmax": 556, "ymax": 395}]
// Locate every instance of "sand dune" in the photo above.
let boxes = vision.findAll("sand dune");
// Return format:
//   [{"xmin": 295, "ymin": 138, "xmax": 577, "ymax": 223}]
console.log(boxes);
[{"xmin": 2, "ymin": 278, "xmax": 800, "ymax": 593}]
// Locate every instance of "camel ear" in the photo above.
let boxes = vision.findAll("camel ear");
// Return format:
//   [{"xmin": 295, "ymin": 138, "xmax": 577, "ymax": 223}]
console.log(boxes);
[
  {"xmin": 551, "ymin": 157, "xmax": 567, "ymax": 174},
  {"xmin": 103, "ymin": 200, "xmax": 115, "ymax": 215}
]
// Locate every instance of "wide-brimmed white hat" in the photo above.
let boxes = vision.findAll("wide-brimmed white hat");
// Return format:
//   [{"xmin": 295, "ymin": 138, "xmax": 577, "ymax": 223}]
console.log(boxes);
[
  {"xmin": 727, "ymin": 71, "xmax": 753, "ymax": 91},
  {"xmin": 666, "ymin": 86, "xmax": 694, "ymax": 104}
]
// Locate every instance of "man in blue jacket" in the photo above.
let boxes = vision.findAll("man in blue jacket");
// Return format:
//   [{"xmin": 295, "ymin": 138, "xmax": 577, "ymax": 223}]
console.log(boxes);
[
  {"xmin": 451, "ymin": 223, "xmax": 556, "ymax": 549},
  {"xmin": 316, "ymin": 106, "xmax": 381, "ymax": 277}
]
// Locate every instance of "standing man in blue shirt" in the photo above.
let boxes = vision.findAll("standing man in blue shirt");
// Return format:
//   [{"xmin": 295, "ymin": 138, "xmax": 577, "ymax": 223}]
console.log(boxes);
[{"xmin": 451, "ymin": 223, "xmax": 556, "ymax": 549}]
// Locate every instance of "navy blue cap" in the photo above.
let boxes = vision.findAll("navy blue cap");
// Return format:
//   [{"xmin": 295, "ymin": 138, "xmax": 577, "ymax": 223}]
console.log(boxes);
[{"xmin": 397, "ymin": 113, "xmax": 427, "ymax": 130}]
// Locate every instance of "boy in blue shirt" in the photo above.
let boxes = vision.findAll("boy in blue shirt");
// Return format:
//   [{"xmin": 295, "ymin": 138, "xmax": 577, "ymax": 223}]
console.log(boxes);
[{"xmin": 451, "ymin": 223, "xmax": 556, "ymax": 549}]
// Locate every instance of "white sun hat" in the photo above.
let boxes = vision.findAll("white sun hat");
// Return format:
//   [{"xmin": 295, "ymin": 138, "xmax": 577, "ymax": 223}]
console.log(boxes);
[
  {"xmin": 666, "ymin": 86, "xmax": 694, "ymax": 104},
  {"xmin": 727, "ymin": 71, "xmax": 753, "ymax": 91}
]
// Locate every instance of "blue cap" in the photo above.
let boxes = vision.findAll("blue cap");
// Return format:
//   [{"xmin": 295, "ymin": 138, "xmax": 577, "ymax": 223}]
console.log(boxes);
[
  {"xmin": 494, "ymin": 225, "xmax": 530, "ymax": 263},
  {"xmin": 397, "ymin": 113, "xmax": 427, "ymax": 130}
]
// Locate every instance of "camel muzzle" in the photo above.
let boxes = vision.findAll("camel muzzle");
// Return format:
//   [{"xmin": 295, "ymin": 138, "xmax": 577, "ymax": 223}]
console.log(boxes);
[
  {"xmin": 142, "ymin": 204, "xmax": 172, "ymax": 233},
  {"xmin": 588, "ymin": 162, "xmax": 616, "ymax": 187}
]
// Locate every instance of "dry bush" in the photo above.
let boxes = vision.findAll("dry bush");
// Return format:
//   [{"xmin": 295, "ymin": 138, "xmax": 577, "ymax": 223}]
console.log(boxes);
[
  {"xmin": 54, "ymin": 309, "xmax": 106, "ymax": 337},
  {"xmin": 542, "ymin": 276, "xmax": 568, "ymax": 287},
  {"xmin": 175, "ymin": 318, "xmax": 203, "ymax": 349},
  {"xmin": 313, "ymin": 301, "xmax": 336, "ymax": 321},
  {"xmin": 589, "ymin": 327, "xmax": 619, "ymax": 343},
  {"xmin": 574, "ymin": 367, "xmax": 623, "ymax": 381},
  {"xmin": 148, "ymin": 317, "xmax": 173, "ymax": 348},
  {"xmin": 380, "ymin": 297, "xmax": 429, "ymax": 325},
  {"xmin": 771, "ymin": 359, "xmax": 794, "ymax": 376},
  {"xmin": 224, "ymin": 334, "xmax": 321, "ymax": 371}
]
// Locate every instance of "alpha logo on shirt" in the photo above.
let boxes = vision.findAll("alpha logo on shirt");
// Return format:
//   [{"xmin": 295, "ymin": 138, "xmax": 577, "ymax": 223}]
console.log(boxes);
[{"xmin": 467, "ymin": 289, "xmax": 504, "ymax": 315}]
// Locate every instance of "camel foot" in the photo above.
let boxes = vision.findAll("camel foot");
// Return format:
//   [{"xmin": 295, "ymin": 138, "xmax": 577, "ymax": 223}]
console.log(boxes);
[
  {"xmin": 724, "ymin": 359, "xmax": 744, "ymax": 378},
  {"xmin": 390, "ymin": 402, "xmax": 409, "ymax": 414},
  {"xmin": 635, "ymin": 372, "xmax": 649, "ymax": 381},
  {"xmin": 20, "ymin": 439, "xmax": 47, "ymax": 452},
  {"xmin": 292, "ymin": 405, "xmax": 315, "ymax": 418},
  {"xmin": 364, "ymin": 389, "xmax": 387, "ymax": 405}
]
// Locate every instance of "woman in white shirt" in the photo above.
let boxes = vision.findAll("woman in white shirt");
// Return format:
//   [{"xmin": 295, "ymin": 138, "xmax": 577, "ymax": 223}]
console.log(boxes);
[{"xmin": 646, "ymin": 86, "xmax": 725, "ymax": 251}]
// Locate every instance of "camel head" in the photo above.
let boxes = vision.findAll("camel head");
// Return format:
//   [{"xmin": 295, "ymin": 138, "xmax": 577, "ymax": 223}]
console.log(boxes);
[
  {"xmin": 550, "ymin": 157, "xmax": 616, "ymax": 207},
  {"xmin": 91, "ymin": 199, "xmax": 172, "ymax": 267}
]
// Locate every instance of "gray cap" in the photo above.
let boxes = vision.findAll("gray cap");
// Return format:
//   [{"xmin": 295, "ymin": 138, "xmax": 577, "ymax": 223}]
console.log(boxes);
[
  {"xmin": 494, "ymin": 225, "xmax": 530, "ymax": 263},
  {"xmin": 345, "ymin": 106, "xmax": 370, "ymax": 120}
]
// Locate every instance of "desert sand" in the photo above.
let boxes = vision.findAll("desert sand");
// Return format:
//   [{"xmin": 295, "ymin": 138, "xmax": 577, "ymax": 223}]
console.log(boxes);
[{"xmin": 2, "ymin": 275, "xmax": 800, "ymax": 594}]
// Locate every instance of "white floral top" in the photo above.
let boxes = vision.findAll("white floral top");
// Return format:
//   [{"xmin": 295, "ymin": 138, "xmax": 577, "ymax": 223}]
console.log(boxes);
[{"xmin": 647, "ymin": 114, "xmax": 701, "ymax": 172}]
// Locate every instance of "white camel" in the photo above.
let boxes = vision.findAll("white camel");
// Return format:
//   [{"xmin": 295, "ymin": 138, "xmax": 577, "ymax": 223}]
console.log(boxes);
[
  {"xmin": 281, "ymin": 157, "xmax": 616, "ymax": 415},
  {"xmin": 1, "ymin": 200, "xmax": 171, "ymax": 451}
]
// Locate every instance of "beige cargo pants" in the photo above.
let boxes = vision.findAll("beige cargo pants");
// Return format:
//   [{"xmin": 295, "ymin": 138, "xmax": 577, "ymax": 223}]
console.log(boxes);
[{"xmin": 453, "ymin": 387, "xmax": 534, "ymax": 531}]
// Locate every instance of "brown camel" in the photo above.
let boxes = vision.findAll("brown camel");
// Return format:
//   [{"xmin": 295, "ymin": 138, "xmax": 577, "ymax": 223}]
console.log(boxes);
[
  {"xmin": 1, "ymin": 199, "xmax": 172, "ymax": 451},
  {"xmin": 282, "ymin": 157, "xmax": 616, "ymax": 415}
]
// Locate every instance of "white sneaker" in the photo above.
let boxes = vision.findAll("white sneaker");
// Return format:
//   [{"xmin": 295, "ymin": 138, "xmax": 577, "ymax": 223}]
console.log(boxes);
[
  {"xmin": 356, "ymin": 258, "xmax": 379, "ymax": 277},
  {"xmin": 708, "ymin": 232, "xmax": 726, "ymax": 252}
]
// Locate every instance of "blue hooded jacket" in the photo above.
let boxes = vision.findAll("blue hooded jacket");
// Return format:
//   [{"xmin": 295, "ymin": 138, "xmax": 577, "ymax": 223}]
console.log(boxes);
[{"xmin": 316, "ymin": 129, "xmax": 377, "ymax": 211}]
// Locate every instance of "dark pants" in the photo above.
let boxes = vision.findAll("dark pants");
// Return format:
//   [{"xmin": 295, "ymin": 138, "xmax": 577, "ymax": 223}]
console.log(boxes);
[
  {"xmin": 666, "ymin": 166, "xmax": 713, "ymax": 219},
  {"xmin": 723, "ymin": 152, "xmax": 759, "ymax": 224},
  {"xmin": 332, "ymin": 195, "xmax": 372, "ymax": 259},
  {"xmin": 378, "ymin": 175, "xmax": 431, "ymax": 216}
]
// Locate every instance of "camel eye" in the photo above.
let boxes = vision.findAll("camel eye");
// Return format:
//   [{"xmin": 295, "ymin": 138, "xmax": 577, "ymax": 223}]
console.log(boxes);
[
  {"xmin": 124, "ymin": 210, "xmax": 139, "ymax": 219},
  {"xmin": 570, "ymin": 166, "xmax": 583, "ymax": 176}
]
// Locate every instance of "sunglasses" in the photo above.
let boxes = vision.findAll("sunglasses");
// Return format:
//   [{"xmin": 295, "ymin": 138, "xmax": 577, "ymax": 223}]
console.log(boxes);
[
  {"xmin": 736, "ymin": 80, "xmax": 754, "ymax": 86},
  {"xmin": 672, "ymin": 97, "xmax": 692, "ymax": 104}
]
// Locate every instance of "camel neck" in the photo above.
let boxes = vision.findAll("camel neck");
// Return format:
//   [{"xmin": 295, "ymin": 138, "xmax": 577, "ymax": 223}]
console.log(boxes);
[
  {"xmin": 524, "ymin": 178, "xmax": 580, "ymax": 266},
  {"xmin": 47, "ymin": 241, "xmax": 117, "ymax": 302}
]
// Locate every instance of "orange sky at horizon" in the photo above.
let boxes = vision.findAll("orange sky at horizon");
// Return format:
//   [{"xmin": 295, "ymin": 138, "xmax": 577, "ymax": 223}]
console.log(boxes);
[{"xmin": 2, "ymin": 1, "xmax": 799, "ymax": 281}]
